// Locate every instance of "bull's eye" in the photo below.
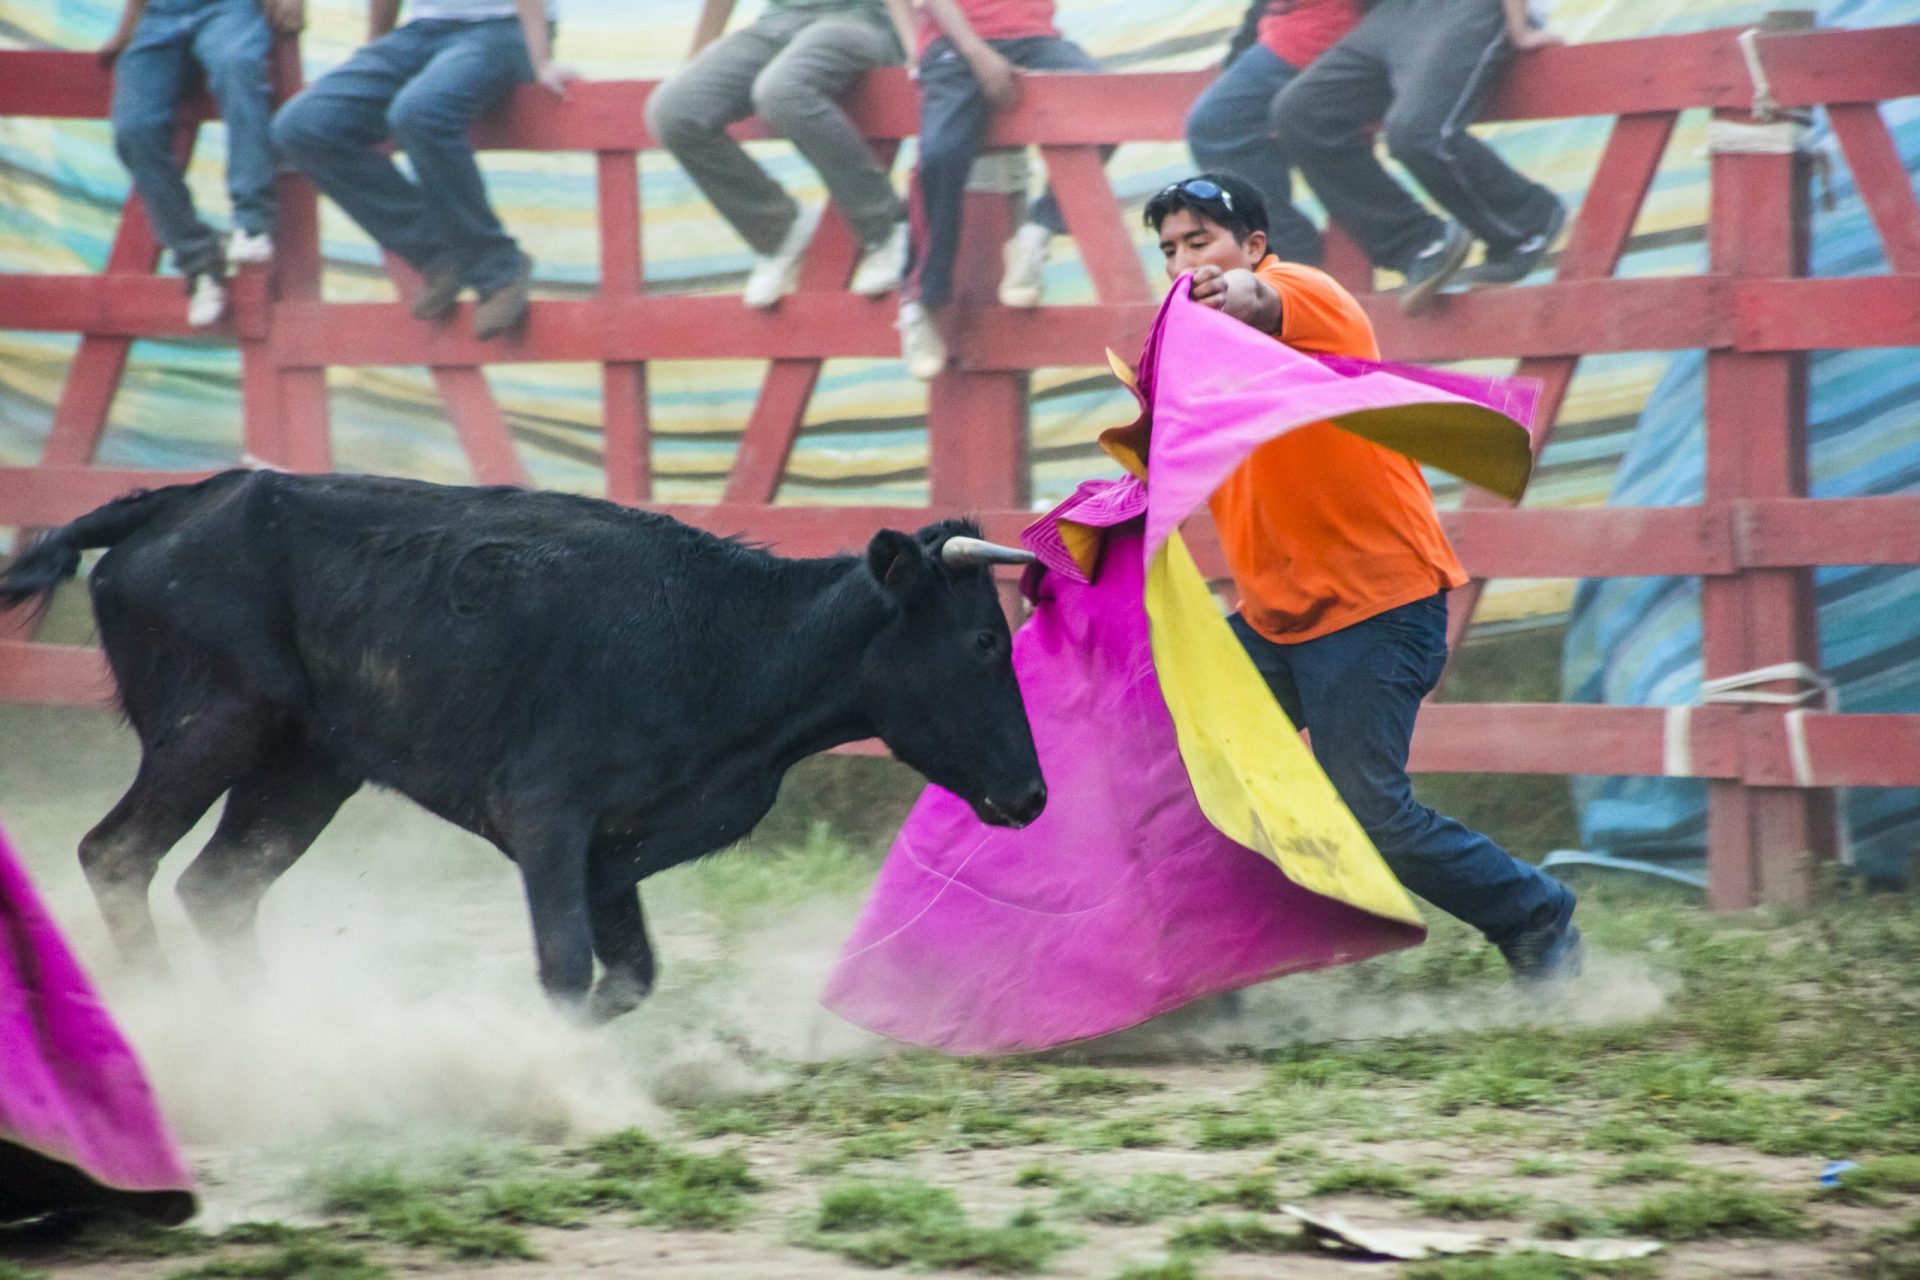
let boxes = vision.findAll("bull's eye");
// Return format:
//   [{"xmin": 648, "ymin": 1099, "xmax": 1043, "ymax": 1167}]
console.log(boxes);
[{"xmin": 975, "ymin": 630, "xmax": 999, "ymax": 655}]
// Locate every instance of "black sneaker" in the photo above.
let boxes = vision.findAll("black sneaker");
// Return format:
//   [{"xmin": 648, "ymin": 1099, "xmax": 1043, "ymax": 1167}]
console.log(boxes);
[
  {"xmin": 1398, "ymin": 222, "xmax": 1474, "ymax": 316},
  {"xmin": 1500, "ymin": 895, "xmax": 1584, "ymax": 986},
  {"xmin": 1462, "ymin": 198, "xmax": 1568, "ymax": 287},
  {"xmin": 411, "ymin": 256, "xmax": 465, "ymax": 322}
]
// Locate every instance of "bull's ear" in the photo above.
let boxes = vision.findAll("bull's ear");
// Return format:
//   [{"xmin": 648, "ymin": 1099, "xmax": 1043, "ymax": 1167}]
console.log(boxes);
[{"xmin": 866, "ymin": 528, "xmax": 927, "ymax": 598}]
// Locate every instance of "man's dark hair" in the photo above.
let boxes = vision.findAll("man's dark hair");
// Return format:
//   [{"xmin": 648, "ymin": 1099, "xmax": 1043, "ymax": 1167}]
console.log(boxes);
[{"xmin": 1143, "ymin": 172, "xmax": 1269, "ymax": 244}]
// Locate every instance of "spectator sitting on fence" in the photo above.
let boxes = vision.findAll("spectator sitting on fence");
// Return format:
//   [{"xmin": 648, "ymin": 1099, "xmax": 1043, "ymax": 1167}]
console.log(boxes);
[
  {"xmin": 1184, "ymin": 0, "xmax": 1360, "ymax": 268},
  {"xmin": 102, "ymin": 0, "xmax": 301, "ymax": 329},
  {"xmin": 647, "ymin": 0, "xmax": 913, "ymax": 310},
  {"xmin": 1146, "ymin": 170, "xmax": 1583, "ymax": 982},
  {"xmin": 884, "ymin": 0, "xmax": 1105, "ymax": 380},
  {"xmin": 270, "ymin": 0, "xmax": 575, "ymax": 341},
  {"xmin": 1270, "ymin": 0, "xmax": 1566, "ymax": 315}
]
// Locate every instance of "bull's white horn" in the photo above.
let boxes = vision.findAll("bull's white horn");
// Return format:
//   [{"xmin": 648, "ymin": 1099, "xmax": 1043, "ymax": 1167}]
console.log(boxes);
[{"xmin": 942, "ymin": 536, "xmax": 1037, "ymax": 567}]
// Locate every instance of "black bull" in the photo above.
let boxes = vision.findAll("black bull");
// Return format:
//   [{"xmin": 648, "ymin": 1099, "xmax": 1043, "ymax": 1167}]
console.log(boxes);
[{"xmin": 0, "ymin": 471, "xmax": 1047, "ymax": 1018}]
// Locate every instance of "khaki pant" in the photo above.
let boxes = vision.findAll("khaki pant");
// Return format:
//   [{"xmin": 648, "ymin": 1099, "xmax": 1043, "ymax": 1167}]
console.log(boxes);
[{"xmin": 645, "ymin": 11, "xmax": 905, "ymax": 254}]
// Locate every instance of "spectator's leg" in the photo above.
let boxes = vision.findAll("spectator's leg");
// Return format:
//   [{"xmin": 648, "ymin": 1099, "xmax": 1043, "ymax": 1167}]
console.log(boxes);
[
  {"xmin": 111, "ymin": 15, "xmax": 221, "ymax": 276},
  {"xmin": 1276, "ymin": 594, "xmax": 1576, "ymax": 949},
  {"xmin": 192, "ymin": 0, "xmax": 276, "ymax": 238},
  {"xmin": 385, "ymin": 18, "xmax": 535, "ymax": 296},
  {"xmin": 1378, "ymin": 0, "xmax": 1559, "ymax": 255},
  {"xmin": 646, "ymin": 16, "xmax": 799, "ymax": 256},
  {"xmin": 998, "ymin": 37, "xmax": 1106, "ymax": 238},
  {"xmin": 751, "ymin": 17, "xmax": 906, "ymax": 249},
  {"xmin": 1271, "ymin": 0, "xmax": 1440, "ymax": 271},
  {"xmin": 1185, "ymin": 44, "xmax": 1321, "ymax": 265},
  {"xmin": 270, "ymin": 25, "xmax": 448, "ymax": 272},
  {"xmin": 906, "ymin": 41, "xmax": 993, "ymax": 310}
]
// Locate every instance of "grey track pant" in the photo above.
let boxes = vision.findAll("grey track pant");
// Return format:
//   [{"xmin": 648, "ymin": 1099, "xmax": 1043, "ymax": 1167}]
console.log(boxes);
[{"xmin": 645, "ymin": 11, "xmax": 906, "ymax": 254}]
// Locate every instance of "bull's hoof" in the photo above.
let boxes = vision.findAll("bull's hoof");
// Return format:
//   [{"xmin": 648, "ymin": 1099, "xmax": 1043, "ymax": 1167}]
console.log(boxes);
[{"xmin": 583, "ymin": 974, "xmax": 651, "ymax": 1024}]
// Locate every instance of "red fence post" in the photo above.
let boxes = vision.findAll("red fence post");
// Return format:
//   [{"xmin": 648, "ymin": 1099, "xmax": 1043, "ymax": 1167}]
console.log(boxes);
[
  {"xmin": 1701, "ymin": 12, "xmax": 1833, "ymax": 908},
  {"xmin": 930, "ymin": 154, "xmax": 1030, "ymax": 514}
]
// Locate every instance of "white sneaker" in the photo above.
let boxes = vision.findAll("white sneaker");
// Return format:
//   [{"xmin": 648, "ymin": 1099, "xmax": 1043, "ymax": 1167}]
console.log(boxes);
[
  {"xmin": 998, "ymin": 221, "xmax": 1051, "ymax": 308},
  {"xmin": 227, "ymin": 228, "xmax": 273, "ymax": 265},
  {"xmin": 850, "ymin": 221, "xmax": 909, "ymax": 298},
  {"xmin": 897, "ymin": 301, "xmax": 946, "ymax": 381},
  {"xmin": 186, "ymin": 273, "xmax": 227, "ymax": 328},
  {"xmin": 742, "ymin": 203, "xmax": 823, "ymax": 310}
]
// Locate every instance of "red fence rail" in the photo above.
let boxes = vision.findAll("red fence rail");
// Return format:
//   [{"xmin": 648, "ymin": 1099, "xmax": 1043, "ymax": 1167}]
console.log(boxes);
[{"xmin": 4, "ymin": 21, "xmax": 1920, "ymax": 907}]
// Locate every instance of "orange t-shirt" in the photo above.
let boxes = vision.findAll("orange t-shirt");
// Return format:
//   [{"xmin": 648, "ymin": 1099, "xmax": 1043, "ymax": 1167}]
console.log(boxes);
[{"xmin": 1207, "ymin": 257, "xmax": 1467, "ymax": 644}]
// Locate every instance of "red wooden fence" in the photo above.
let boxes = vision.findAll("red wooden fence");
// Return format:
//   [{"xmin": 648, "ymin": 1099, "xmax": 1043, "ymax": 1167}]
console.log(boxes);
[{"xmin": 3, "ymin": 20, "xmax": 1920, "ymax": 907}]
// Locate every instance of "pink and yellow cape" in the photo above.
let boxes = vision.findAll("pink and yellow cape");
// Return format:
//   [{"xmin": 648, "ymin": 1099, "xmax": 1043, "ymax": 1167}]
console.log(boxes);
[{"xmin": 824, "ymin": 278, "xmax": 1539, "ymax": 1055}]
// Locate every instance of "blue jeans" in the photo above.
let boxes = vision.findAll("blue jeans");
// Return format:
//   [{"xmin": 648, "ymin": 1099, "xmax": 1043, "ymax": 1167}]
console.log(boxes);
[
  {"xmin": 111, "ymin": 0, "xmax": 275, "ymax": 275},
  {"xmin": 908, "ymin": 35, "xmax": 1102, "ymax": 310},
  {"xmin": 1184, "ymin": 43, "xmax": 1323, "ymax": 266},
  {"xmin": 271, "ymin": 18, "xmax": 533, "ymax": 293},
  {"xmin": 1230, "ymin": 594, "xmax": 1574, "ymax": 946}
]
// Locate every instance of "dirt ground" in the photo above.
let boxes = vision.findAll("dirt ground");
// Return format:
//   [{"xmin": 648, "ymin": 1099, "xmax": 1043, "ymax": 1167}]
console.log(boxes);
[{"xmin": 3, "ymin": 704, "xmax": 1916, "ymax": 1280}]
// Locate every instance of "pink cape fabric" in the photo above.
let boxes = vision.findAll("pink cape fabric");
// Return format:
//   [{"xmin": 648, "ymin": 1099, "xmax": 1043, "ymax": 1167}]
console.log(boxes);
[
  {"xmin": 821, "ymin": 523, "xmax": 1424, "ymax": 1055},
  {"xmin": 822, "ymin": 280, "xmax": 1537, "ymax": 1056},
  {"xmin": 0, "ymin": 825, "xmax": 195, "ymax": 1223}
]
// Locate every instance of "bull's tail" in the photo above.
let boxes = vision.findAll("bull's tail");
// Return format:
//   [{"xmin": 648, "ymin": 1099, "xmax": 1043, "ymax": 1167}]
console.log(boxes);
[{"xmin": 0, "ymin": 477, "xmax": 231, "ymax": 615}]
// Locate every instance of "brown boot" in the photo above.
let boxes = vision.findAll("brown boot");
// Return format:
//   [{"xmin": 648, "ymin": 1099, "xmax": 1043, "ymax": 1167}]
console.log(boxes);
[
  {"xmin": 411, "ymin": 257, "xmax": 464, "ymax": 322},
  {"xmin": 473, "ymin": 255, "xmax": 532, "ymax": 341}
]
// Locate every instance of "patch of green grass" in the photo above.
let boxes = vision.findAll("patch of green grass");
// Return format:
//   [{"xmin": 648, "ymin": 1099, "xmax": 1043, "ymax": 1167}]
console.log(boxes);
[
  {"xmin": 1306, "ymin": 1160, "xmax": 1427, "ymax": 1198},
  {"xmin": 1838, "ymin": 1155, "xmax": 1920, "ymax": 1194},
  {"xmin": 685, "ymin": 1105, "xmax": 771, "ymax": 1138},
  {"xmin": 1112, "ymin": 1260, "xmax": 1204, "ymax": 1280},
  {"xmin": 1512, "ymin": 1156, "xmax": 1574, "ymax": 1179},
  {"xmin": 1014, "ymin": 1164, "xmax": 1065, "ymax": 1188},
  {"xmin": 840, "ymin": 1131, "xmax": 924, "ymax": 1161},
  {"xmin": 1400, "ymin": 1254, "xmax": 1659, "ymax": 1280},
  {"xmin": 1043, "ymin": 1067, "xmax": 1163, "ymax": 1099},
  {"xmin": 1856, "ymin": 1214, "xmax": 1920, "ymax": 1280},
  {"xmin": 1074, "ymin": 1116, "xmax": 1169, "ymax": 1151},
  {"xmin": 1165, "ymin": 1215, "xmax": 1310, "ymax": 1254},
  {"xmin": 316, "ymin": 1167, "xmax": 535, "ymax": 1260},
  {"xmin": 1597, "ymin": 1154, "xmax": 1694, "ymax": 1186},
  {"xmin": 1057, "ymin": 1174, "xmax": 1210, "ymax": 1225},
  {"xmin": 1414, "ymin": 1187, "xmax": 1533, "ymax": 1220},
  {"xmin": 1609, "ymin": 1179, "xmax": 1813, "ymax": 1241},
  {"xmin": 1192, "ymin": 1112, "xmax": 1280, "ymax": 1150},
  {"xmin": 1208, "ymin": 1172, "xmax": 1278, "ymax": 1213},
  {"xmin": 0, "ymin": 1263, "xmax": 48, "ymax": 1280},
  {"xmin": 830, "ymin": 1215, "xmax": 1070, "ymax": 1274},
  {"xmin": 1582, "ymin": 1118, "xmax": 1672, "ymax": 1154},
  {"xmin": 815, "ymin": 1180, "xmax": 961, "ymax": 1233},
  {"xmin": 161, "ymin": 1239, "xmax": 389, "ymax": 1280},
  {"xmin": 1433, "ymin": 1037, "xmax": 1575, "ymax": 1114},
  {"xmin": 805, "ymin": 1180, "xmax": 1069, "ymax": 1274},
  {"xmin": 1532, "ymin": 1203, "xmax": 1608, "ymax": 1240},
  {"xmin": 575, "ymin": 1128, "xmax": 762, "ymax": 1229}
]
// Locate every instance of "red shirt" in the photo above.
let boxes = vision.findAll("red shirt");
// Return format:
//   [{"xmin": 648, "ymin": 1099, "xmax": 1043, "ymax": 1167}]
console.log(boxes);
[
  {"xmin": 1258, "ymin": 0, "xmax": 1361, "ymax": 69},
  {"xmin": 918, "ymin": 0, "xmax": 1059, "ymax": 58}
]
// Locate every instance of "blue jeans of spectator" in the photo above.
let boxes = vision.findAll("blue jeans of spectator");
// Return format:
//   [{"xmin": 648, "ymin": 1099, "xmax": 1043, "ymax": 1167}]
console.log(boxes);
[
  {"xmin": 111, "ymin": 0, "xmax": 275, "ymax": 276},
  {"xmin": 1229, "ymin": 593, "xmax": 1574, "ymax": 946},
  {"xmin": 907, "ymin": 35, "xmax": 1102, "ymax": 310},
  {"xmin": 1184, "ymin": 43, "xmax": 1323, "ymax": 266},
  {"xmin": 271, "ymin": 17, "xmax": 533, "ymax": 294}
]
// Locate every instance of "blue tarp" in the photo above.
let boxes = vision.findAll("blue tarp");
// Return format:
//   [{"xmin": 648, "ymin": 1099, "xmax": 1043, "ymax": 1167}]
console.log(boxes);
[{"xmin": 1561, "ymin": 0, "xmax": 1920, "ymax": 884}]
